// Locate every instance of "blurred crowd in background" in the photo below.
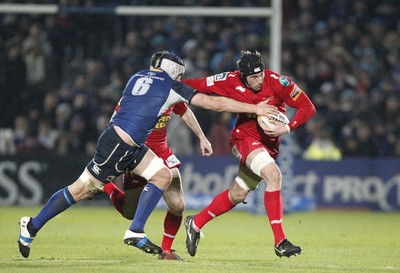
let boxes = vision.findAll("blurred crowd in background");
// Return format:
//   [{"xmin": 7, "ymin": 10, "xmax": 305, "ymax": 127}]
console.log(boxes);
[{"xmin": 0, "ymin": 0, "xmax": 399, "ymax": 159}]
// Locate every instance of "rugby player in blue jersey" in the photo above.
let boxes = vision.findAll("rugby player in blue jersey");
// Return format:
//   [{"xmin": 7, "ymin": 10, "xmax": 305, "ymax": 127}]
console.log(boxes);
[{"xmin": 18, "ymin": 50, "xmax": 278, "ymax": 258}]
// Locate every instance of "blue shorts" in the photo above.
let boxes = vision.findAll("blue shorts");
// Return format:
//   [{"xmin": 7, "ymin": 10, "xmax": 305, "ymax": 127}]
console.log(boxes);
[{"xmin": 86, "ymin": 124, "xmax": 148, "ymax": 183}]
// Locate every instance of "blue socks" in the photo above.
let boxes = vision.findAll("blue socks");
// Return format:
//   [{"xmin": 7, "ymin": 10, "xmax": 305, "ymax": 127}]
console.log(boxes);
[
  {"xmin": 28, "ymin": 183, "xmax": 163, "ymax": 236},
  {"xmin": 30, "ymin": 187, "xmax": 76, "ymax": 235},
  {"xmin": 129, "ymin": 183, "xmax": 163, "ymax": 233}
]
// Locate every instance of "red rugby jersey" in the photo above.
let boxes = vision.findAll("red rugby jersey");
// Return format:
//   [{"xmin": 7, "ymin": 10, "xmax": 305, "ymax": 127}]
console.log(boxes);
[
  {"xmin": 145, "ymin": 102, "xmax": 188, "ymax": 151},
  {"xmin": 183, "ymin": 70, "xmax": 316, "ymax": 157}
]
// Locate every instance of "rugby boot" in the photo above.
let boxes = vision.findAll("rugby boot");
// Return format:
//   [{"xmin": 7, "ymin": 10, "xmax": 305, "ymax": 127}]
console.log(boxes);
[
  {"xmin": 124, "ymin": 230, "xmax": 162, "ymax": 255},
  {"xmin": 274, "ymin": 238, "xmax": 302, "ymax": 257},
  {"xmin": 184, "ymin": 215, "xmax": 201, "ymax": 257},
  {"xmin": 18, "ymin": 217, "xmax": 35, "ymax": 258},
  {"xmin": 158, "ymin": 249, "xmax": 184, "ymax": 260}
]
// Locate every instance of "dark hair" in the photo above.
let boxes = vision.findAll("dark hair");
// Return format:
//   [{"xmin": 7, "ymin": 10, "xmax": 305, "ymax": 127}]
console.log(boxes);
[{"xmin": 237, "ymin": 50, "xmax": 265, "ymax": 84}]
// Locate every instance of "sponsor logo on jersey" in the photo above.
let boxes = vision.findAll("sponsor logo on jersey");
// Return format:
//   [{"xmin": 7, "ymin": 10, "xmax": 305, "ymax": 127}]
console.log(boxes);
[
  {"xmin": 279, "ymin": 76, "xmax": 290, "ymax": 86},
  {"xmin": 290, "ymin": 85, "xmax": 302, "ymax": 101},
  {"xmin": 215, "ymin": 72, "xmax": 228, "ymax": 81},
  {"xmin": 154, "ymin": 115, "xmax": 171, "ymax": 129},
  {"xmin": 206, "ymin": 76, "xmax": 215, "ymax": 86},
  {"xmin": 235, "ymin": 86, "xmax": 246, "ymax": 92},
  {"xmin": 270, "ymin": 74, "xmax": 279, "ymax": 79}
]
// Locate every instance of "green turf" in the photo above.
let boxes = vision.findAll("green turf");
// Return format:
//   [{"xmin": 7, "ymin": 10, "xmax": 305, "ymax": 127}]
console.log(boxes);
[{"xmin": 1, "ymin": 205, "xmax": 399, "ymax": 273}]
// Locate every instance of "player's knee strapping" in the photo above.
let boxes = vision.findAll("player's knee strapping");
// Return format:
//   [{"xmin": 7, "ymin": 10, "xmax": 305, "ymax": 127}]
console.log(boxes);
[
  {"xmin": 80, "ymin": 171, "xmax": 104, "ymax": 193},
  {"xmin": 235, "ymin": 150, "xmax": 274, "ymax": 191},
  {"xmin": 141, "ymin": 156, "xmax": 165, "ymax": 180},
  {"xmin": 250, "ymin": 150, "xmax": 274, "ymax": 177}
]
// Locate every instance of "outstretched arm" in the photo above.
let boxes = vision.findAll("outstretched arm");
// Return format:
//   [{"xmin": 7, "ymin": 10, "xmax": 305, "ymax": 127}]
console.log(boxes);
[
  {"xmin": 180, "ymin": 107, "xmax": 213, "ymax": 156},
  {"xmin": 190, "ymin": 93, "xmax": 278, "ymax": 116}
]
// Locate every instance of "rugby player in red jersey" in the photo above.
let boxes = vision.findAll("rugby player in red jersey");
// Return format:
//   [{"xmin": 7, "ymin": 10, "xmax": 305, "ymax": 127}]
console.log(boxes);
[
  {"xmin": 182, "ymin": 50, "xmax": 316, "ymax": 258},
  {"xmin": 103, "ymin": 101, "xmax": 212, "ymax": 260}
]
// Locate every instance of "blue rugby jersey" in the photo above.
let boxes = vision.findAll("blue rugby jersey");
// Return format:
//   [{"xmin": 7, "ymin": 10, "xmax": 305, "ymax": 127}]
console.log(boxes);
[{"xmin": 111, "ymin": 69, "xmax": 197, "ymax": 146}]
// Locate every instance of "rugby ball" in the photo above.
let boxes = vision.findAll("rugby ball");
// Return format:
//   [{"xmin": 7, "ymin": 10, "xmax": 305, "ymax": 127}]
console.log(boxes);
[{"xmin": 257, "ymin": 111, "xmax": 289, "ymax": 129}]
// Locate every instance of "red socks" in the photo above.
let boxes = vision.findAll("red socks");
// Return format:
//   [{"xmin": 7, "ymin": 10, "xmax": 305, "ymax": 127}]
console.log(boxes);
[
  {"xmin": 103, "ymin": 182, "xmax": 124, "ymax": 215},
  {"xmin": 264, "ymin": 190, "xmax": 286, "ymax": 246},
  {"xmin": 194, "ymin": 189, "xmax": 235, "ymax": 230},
  {"xmin": 161, "ymin": 211, "xmax": 182, "ymax": 252}
]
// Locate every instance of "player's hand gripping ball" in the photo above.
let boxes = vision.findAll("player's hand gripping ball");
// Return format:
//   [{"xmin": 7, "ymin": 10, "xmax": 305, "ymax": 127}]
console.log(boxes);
[{"xmin": 257, "ymin": 111, "xmax": 289, "ymax": 130}]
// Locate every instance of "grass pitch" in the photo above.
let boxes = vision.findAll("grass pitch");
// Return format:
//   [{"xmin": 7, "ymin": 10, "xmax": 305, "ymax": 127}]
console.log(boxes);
[{"xmin": 0, "ymin": 205, "xmax": 399, "ymax": 273}]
